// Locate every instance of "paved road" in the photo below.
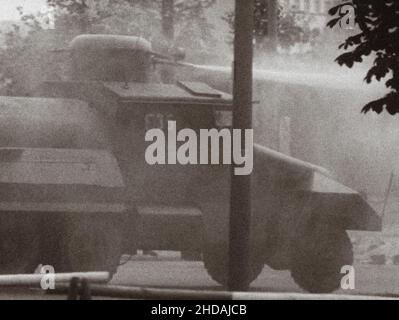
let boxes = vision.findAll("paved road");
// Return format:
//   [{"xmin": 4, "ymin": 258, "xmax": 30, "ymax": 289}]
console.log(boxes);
[
  {"xmin": 112, "ymin": 255, "xmax": 399, "ymax": 297},
  {"xmin": 0, "ymin": 255, "xmax": 399, "ymax": 299}
]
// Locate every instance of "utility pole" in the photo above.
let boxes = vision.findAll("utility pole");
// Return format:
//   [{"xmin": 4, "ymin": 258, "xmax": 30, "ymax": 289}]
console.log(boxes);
[{"xmin": 228, "ymin": 0, "xmax": 254, "ymax": 292}]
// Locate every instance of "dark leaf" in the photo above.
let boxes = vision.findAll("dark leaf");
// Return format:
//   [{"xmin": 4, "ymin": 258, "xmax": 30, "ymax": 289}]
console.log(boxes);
[
  {"xmin": 328, "ymin": 5, "xmax": 342, "ymax": 16},
  {"xmin": 327, "ymin": 17, "xmax": 341, "ymax": 29},
  {"xmin": 336, "ymin": 52, "xmax": 355, "ymax": 68}
]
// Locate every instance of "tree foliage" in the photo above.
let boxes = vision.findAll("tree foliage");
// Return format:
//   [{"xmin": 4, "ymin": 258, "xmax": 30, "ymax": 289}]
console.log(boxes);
[
  {"xmin": 328, "ymin": 0, "xmax": 399, "ymax": 115},
  {"xmin": 0, "ymin": 0, "xmax": 217, "ymax": 96},
  {"xmin": 223, "ymin": 0, "xmax": 317, "ymax": 51},
  {"xmin": 46, "ymin": 0, "xmax": 216, "ymax": 49}
]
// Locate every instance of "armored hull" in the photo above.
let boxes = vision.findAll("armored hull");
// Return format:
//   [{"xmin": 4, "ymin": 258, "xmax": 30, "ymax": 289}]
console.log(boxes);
[{"xmin": 0, "ymin": 34, "xmax": 381, "ymax": 293}]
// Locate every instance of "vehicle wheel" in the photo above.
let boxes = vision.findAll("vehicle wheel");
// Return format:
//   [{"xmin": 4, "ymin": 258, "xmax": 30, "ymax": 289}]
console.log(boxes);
[
  {"xmin": 203, "ymin": 246, "xmax": 264, "ymax": 288},
  {"xmin": 65, "ymin": 218, "xmax": 123, "ymax": 278},
  {"xmin": 291, "ymin": 227, "xmax": 354, "ymax": 294},
  {"xmin": 0, "ymin": 215, "xmax": 40, "ymax": 274}
]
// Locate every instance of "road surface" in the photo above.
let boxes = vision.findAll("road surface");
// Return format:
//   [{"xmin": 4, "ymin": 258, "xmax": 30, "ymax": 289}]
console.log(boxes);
[
  {"xmin": 112, "ymin": 254, "xmax": 399, "ymax": 296},
  {"xmin": 0, "ymin": 253, "xmax": 398, "ymax": 299}
]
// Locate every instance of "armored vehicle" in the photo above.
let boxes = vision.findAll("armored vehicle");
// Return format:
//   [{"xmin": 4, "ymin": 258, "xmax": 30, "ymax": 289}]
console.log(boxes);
[{"xmin": 0, "ymin": 34, "xmax": 381, "ymax": 293}]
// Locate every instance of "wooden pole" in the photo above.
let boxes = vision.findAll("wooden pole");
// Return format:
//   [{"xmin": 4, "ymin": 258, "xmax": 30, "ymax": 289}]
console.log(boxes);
[
  {"xmin": 51, "ymin": 284, "xmax": 399, "ymax": 300},
  {"xmin": 228, "ymin": 0, "xmax": 254, "ymax": 292},
  {"xmin": 0, "ymin": 272, "xmax": 109, "ymax": 288}
]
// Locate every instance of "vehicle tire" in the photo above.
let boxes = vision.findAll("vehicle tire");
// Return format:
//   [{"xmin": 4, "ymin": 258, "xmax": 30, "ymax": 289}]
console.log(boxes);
[
  {"xmin": 203, "ymin": 245, "xmax": 264, "ymax": 288},
  {"xmin": 65, "ymin": 217, "xmax": 123, "ymax": 278},
  {"xmin": 0, "ymin": 215, "xmax": 40, "ymax": 274},
  {"xmin": 290, "ymin": 227, "xmax": 354, "ymax": 294}
]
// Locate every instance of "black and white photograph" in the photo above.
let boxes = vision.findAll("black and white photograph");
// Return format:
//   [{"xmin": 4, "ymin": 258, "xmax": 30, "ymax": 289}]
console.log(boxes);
[{"xmin": 0, "ymin": 0, "xmax": 396, "ymax": 307}]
